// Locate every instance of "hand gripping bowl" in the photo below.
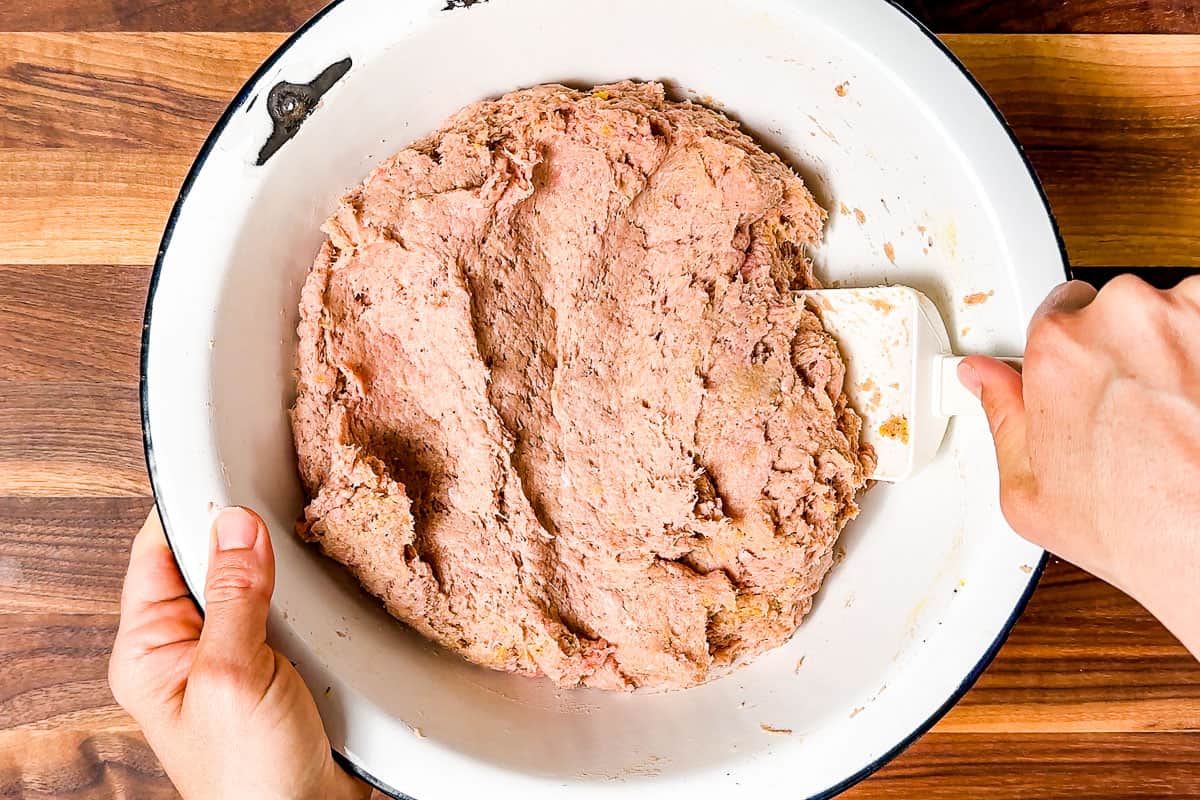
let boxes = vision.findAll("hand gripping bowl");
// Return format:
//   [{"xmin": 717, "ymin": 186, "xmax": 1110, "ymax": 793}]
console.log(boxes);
[{"xmin": 141, "ymin": 0, "xmax": 1068, "ymax": 797}]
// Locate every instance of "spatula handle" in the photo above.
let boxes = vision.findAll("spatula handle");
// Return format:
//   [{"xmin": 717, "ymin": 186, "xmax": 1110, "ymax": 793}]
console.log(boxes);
[{"xmin": 936, "ymin": 356, "xmax": 1025, "ymax": 418}]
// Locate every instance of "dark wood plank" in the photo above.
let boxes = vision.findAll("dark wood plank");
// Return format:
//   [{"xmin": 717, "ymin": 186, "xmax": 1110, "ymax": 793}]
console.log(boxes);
[
  {"xmin": 1, "ymin": 19, "xmax": 1199, "ymax": 800},
  {"xmin": 0, "ymin": 503, "xmax": 1193, "ymax": 795},
  {"xmin": 0, "ymin": 497, "xmax": 149, "ymax": 614},
  {"xmin": 4, "ymin": 0, "xmax": 1199, "ymax": 35},
  {"xmin": 0, "ymin": 270, "xmax": 1178, "ymax": 405},
  {"xmin": 0, "ymin": 266, "xmax": 149, "ymax": 383},
  {"xmin": 0, "ymin": 383, "xmax": 146, "ymax": 497},
  {"xmin": 944, "ymin": 558, "xmax": 1200, "ymax": 732},
  {"xmin": 0, "ymin": 729, "xmax": 176, "ymax": 800},
  {"xmin": 6, "ymin": 729, "xmax": 1200, "ymax": 800},
  {"xmin": 0, "ymin": 612, "xmax": 119, "ymax": 732},
  {"xmin": 903, "ymin": 0, "xmax": 1200, "ymax": 34},
  {"xmin": 2, "ymin": 497, "xmax": 1194, "ymax": 735},
  {"xmin": 0, "ymin": 0, "xmax": 327, "ymax": 33},
  {"xmin": 0, "ymin": 33, "xmax": 281, "ymax": 151},
  {"xmin": 946, "ymin": 34, "xmax": 1200, "ymax": 268},
  {"xmin": 5, "ymin": 732, "xmax": 1200, "ymax": 800},
  {"xmin": 3, "ymin": 731, "xmax": 1198, "ymax": 800},
  {"xmin": 845, "ymin": 733, "xmax": 1200, "ymax": 799},
  {"xmin": 1078, "ymin": 266, "xmax": 1200, "ymax": 288}
]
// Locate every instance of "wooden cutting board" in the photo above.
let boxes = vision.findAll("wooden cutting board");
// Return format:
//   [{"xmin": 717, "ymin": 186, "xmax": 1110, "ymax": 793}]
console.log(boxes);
[{"xmin": 2, "ymin": 2, "xmax": 1199, "ymax": 798}]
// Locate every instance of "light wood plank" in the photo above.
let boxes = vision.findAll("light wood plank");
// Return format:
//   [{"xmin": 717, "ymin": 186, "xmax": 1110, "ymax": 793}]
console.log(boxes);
[
  {"xmin": 0, "ymin": 150, "xmax": 192, "ymax": 267},
  {"xmin": 4, "ymin": 35, "xmax": 1200, "ymax": 266}
]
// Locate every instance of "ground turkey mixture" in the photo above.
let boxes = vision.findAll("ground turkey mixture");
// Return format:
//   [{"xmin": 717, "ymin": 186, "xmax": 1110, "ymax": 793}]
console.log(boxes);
[{"xmin": 292, "ymin": 81, "xmax": 873, "ymax": 691}]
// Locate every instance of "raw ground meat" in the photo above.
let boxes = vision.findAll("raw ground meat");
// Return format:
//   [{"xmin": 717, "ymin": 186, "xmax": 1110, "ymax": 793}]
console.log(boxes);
[{"xmin": 292, "ymin": 81, "xmax": 873, "ymax": 691}]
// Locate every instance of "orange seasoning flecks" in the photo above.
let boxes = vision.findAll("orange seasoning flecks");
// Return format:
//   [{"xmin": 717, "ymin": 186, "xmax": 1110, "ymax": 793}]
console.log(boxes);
[{"xmin": 879, "ymin": 415, "xmax": 910, "ymax": 445}]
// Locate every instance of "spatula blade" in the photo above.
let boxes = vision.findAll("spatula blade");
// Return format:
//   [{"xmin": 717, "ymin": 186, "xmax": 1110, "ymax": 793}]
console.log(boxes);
[{"xmin": 800, "ymin": 286, "xmax": 953, "ymax": 482}]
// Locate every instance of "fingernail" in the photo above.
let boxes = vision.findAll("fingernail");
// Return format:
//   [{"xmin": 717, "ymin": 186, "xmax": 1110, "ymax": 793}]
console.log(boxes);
[
  {"xmin": 958, "ymin": 360, "xmax": 982, "ymax": 398},
  {"xmin": 215, "ymin": 507, "xmax": 259, "ymax": 552}
]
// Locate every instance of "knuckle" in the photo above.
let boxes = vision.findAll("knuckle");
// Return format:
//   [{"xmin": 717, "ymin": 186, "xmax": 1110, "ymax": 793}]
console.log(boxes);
[
  {"xmin": 204, "ymin": 557, "xmax": 262, "ymax": 605},
  {"xmin": 1175, "ymin": 273, "xmax": 1200, "ymax": 296},
  {"xmin": 107, "ymin": 657, "xmax": 132, "ymax": 709},
  {"xmin": 107, "ymin": 648, "xmax": 149, "ymax": 717},
  {"xmin": 986, "ymin": 401, "xmax": 1015, "ymax": 438},
  {"xmin": 1102, "ymin": 272, "xmax": 1153, "ymax": 297},
  {"xmin": 107, "ymin": 629, "xmax": 153, "ymax": 712},
  {"xmin": 1169, "ymin": 274, "xmax": 1200, "ymax": 311},
  {"xmin": 1026, "ymin": 310, "xmax": 1076, "ymax": 357},
  {"xmin": 1099, "ymin": 375, "xmax": 1148, "ymax": 419},
  {"xmin": 1096, "ymin": 274, "xmax": 1163, "ymax": 319},
  {"xmin": 191, "ymin": 656, "xmax": 251, "ymax": 696},
  {"xmin": 190, "ymin": 652, "xmax": 273, "ymax": 708},
  {"xmin": 999, "ymin": 481, "xmax": 1039, "ymax": 532}
]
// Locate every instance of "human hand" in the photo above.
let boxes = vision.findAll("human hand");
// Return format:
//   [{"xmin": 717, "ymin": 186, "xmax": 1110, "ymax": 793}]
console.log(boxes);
[
  {"xmin": 109, "ymin": 507, "xmax": 370, "ymax": 800},
  {"xmin": 959, "ymin": 276, "xmax": 1200, "ymax": 657}
]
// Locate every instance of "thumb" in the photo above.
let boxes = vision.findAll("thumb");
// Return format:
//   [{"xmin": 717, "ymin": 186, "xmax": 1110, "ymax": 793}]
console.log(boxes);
[
  {"xmin": 196, "ymin": 507, "xmax": 276, "ymax": 672},
  {"xmin": 959, "ymin": 356, "xmax": 1036, "ymax": 502}
]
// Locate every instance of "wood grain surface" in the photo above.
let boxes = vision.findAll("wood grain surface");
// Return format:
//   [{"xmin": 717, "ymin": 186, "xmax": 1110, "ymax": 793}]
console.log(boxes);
[
  {"xmin": 905, "ymin": 0, "xmax": 1200, "ymax": 33},
  {"xmin": 5, "ymin": 0, "xmax": 1200, "ymax": 34},
  {"xmin": 1, "ymin": 4, "xmax": 1198, "ymax": 799},
  {"xmin": 10, "ymin": 33, "xmax": 1200, "ymax": 267},
  {"xmin": 0, "ymin": 0, "xmax": 329, "ymax": 33}
]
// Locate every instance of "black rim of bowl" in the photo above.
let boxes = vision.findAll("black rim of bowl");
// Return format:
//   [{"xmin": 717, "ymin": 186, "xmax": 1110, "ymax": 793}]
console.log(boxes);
[{"xmin": 140, "ymin": 2, "xmax": 1070, "ymax": 797}]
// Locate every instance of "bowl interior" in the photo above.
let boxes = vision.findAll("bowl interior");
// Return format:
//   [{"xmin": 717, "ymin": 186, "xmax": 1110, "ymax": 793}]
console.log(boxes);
[{"xmin": 144, "ymin": 0, "xmax": 1062, "ymax": 797}]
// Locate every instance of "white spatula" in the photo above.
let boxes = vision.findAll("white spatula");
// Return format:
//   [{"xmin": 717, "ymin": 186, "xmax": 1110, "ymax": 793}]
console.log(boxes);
[{"xmin": 800, "ymin": 286, "xmax": 1021, "ymax": 482}]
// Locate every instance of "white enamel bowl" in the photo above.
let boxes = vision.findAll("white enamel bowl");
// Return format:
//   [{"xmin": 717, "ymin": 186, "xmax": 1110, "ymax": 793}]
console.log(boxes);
[{"xmin": 141, "ymin": 0, "xmax": 1067, "ymax": 797}]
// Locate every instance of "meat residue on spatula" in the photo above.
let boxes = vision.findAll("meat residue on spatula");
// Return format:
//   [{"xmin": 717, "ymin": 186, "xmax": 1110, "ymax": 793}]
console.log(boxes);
[{"xmin": 291, "ymin": 81, "xmax": 873, "ymax": 691}]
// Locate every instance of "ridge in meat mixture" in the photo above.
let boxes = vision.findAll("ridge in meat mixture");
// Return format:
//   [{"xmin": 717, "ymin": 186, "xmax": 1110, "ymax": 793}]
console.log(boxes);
[{"xmin": 292, "ymin": 81, "xmax": 873, "ymax": 691}]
